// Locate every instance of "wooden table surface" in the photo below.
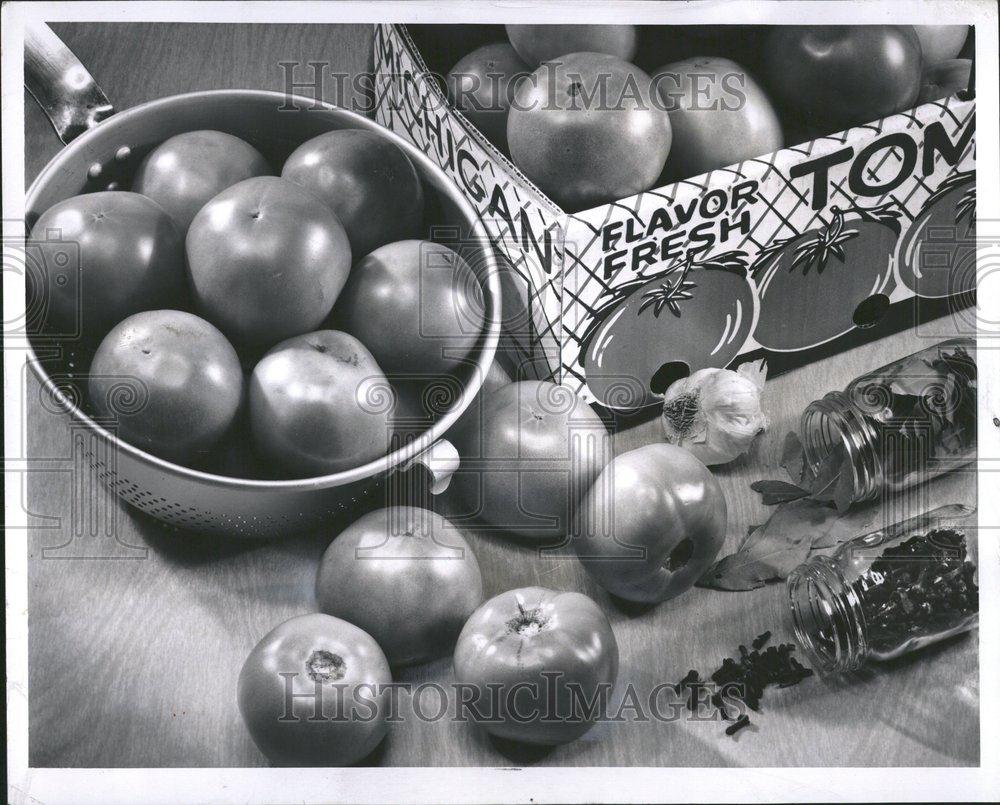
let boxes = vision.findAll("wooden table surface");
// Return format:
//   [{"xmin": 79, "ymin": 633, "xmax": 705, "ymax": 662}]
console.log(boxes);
[{"xmin": 25, "ymin": 23, "xmax": 978, "ymax": 768}]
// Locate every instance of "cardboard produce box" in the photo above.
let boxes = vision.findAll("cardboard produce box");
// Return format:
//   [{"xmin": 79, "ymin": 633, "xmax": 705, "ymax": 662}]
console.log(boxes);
[{"xmin": 371, "ymin": 23, "xmax": 976, "ymax": 409}]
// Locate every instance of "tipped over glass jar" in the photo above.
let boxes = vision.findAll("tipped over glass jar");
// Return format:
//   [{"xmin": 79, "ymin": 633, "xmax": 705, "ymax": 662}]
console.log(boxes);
[
  {"xmin": 788, "ymin": 339, "xmax": 979, "ymax": 673},
  {"xmin": 798, "ymin": 337, "xmax": 976, "ymax": 506},
  {"xmin": 787, "ymin": 506, "xmax": 979, "ymax": 674}
]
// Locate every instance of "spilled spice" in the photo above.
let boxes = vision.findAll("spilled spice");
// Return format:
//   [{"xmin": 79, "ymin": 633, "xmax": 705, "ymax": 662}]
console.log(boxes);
[
  {"xmin": 677, "ymin": 631, "xmax": 814, "ymax": 737},
  {"xmin": 725, "ymin": 715, "xmax": 751, "ymax": 736}
]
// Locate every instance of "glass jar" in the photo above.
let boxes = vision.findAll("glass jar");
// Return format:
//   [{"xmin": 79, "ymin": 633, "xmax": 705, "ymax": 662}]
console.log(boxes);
[
  {"xmin": 787, "ymin": 506, "xmax": 978, "ymax": 674},
  {"xmin": 800, "ymin": 337, "xmax": 976, "ymax": 506}
]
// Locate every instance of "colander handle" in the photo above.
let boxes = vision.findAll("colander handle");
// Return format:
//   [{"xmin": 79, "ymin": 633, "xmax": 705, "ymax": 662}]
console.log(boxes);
[
  {"xmin": 24, "ymin": 21, "xmax": 114, "ymax": 144},
  {"xmin": 403, "ymin": 438, "xmax": 459, "ymax": 495}
]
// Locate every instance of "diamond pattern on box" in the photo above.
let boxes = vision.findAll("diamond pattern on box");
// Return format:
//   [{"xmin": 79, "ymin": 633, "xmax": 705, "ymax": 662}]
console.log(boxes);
[
  {"xmin": 561, "ymin": 99, "xmax": 976, "ymax": 402},
  {"xmin": 370, "ymin": 24, "xmax": 976, "ymax": 403}
]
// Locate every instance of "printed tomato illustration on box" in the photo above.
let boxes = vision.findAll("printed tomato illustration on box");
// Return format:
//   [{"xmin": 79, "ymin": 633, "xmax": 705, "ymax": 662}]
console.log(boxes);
[
  {"xmin": 750, "ymin": 203, "xmax": 900, "ymax": 351},
  {"xmin": 896, "ymin": 169, "xmax": 976, "ymax": 299},
  {"xmin": 370, "ymin": 24, "xmax": 976, "ymax": 407},
  {"xmin": 562, "ymin": 103, "xmax": 976, "ymax": 409},
  {"xmin": 580, "ymin": 250, "xmax": 756, "ymax": 410}
]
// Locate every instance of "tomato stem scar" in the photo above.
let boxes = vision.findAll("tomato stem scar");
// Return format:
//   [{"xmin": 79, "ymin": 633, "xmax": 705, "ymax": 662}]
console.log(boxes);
[
  {"xmin": 508, "ymin": 602, "xmax": 547, "ymax": 636},
  {"xmin": 306, "ymin": 649, "xmax": 346, "ymax": 683}
]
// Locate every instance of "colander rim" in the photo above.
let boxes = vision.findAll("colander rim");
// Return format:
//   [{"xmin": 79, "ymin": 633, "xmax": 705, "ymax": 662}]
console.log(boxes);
[{"xmin": 24, "ymin": 89, "xmax": 503, "ymax": 492}]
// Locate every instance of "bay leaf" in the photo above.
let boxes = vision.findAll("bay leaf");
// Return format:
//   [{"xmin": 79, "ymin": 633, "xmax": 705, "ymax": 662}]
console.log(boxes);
[
  {"xmin": 698, "ymin": 499, "xmax": 823, "ymax": 590},
  {"xmin": 737, "ymin": 522, "xmax": 764, "ymax": 551},
  {"xmin": 833, "ymin": 454, "xmax": 856, "ymax": 514},
  {"xmin": 751, "ymin": 479, "xmax": 810, "ymax": 506},
  {"xmin": 807, "ymin": 503, "xmax": 879, "ymax": 549},
  {"xmin": 779, "ymin": 431, "xmax": 806, "ymax": 485},
  {"xmin": 699, "ymin": 498, "xmax": 883, "ymax": 591}
]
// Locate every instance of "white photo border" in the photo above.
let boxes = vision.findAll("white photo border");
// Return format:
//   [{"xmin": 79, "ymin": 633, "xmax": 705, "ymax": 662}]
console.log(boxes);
[{"xmin": 4, "ymin": 1, "xmax": 999, "ymax": 802}]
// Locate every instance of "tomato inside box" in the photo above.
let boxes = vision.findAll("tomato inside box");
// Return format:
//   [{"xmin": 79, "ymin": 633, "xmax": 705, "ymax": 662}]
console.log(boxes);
[{"xmin": 371, "ymin": 23, "xmax": 976, "ymax": 413}]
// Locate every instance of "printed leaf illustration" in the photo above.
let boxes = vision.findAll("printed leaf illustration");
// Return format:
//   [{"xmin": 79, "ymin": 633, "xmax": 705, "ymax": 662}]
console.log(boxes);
[
  {"xmin": 749, "ymin": 202, "xmax": 902, "ymax": 280},
  {"xmin": 956, "ymin": 186, "xmax": 976, "ymax": 227},
  {"xmin": 638, "ymin": 276, "xmax": 695, "ymax": 318},
  {"xmin": 923, "ymin": 168, "xmax": 976, "ymax": 225},
  {"xmin": 850, "ymin": 201, "xmax": 903, "ymax": 238},
  {"xmin": 635, "ymin": 250, "xmax": 749, "ymax": 319}
]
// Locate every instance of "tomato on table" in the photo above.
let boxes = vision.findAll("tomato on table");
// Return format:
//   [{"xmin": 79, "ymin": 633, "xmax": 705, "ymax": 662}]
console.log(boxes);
[
  {"xmin": 573, "ymin": 443, "xmax": 727, "ymax": 604},
  {"xmin": 453, "ymin": 586, "xmax": 619, "ymax": 745},
  {"xmin": 238, "ymin": 613, "xmax": 392, "ymax": 767},
  {"xmin": 316, "ymin": 506, "xmax": 484, "ymax": 667}
]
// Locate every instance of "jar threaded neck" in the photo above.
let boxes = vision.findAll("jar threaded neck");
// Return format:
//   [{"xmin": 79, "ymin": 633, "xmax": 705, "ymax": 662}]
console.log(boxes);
[
  {"xmin": 787, "ymin": 555, "xmax": 869, "ymax": 674},
  {"xmin": 800, "ymin": 390, "xmax": 883, "ymax": 504}
]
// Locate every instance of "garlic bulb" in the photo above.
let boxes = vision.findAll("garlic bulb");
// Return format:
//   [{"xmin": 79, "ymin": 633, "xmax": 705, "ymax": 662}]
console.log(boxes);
[{"xmin": 660, "ymin": 360, "xmax": 768, "ymax": 466}]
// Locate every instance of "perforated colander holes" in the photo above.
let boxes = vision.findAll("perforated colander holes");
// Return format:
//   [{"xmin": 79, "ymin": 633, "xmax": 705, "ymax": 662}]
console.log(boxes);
[
  {"xmin": 78, "ymin": 434, "xmax": 388, "ymax": 533},
  {"xmin": 81, "ymin": 445, "xmax": 261, "ymax": 530},
  {"xmin": 104, "ymin": 473, "xmax": 216, "ymax": 529}
]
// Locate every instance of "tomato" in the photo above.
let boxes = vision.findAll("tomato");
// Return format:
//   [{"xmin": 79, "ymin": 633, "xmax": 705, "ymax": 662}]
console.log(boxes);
[
  {"xmin": 918, "ymin": 58, "xmax": 972, "ymax": 104},
  {"xmin": 249, "ymin": 330, "xmax": 393, "ymax": 476},
  {"xmin": 582, "ymin": 251, "xmax": 756, "ymax": 410},
  {"xmin": 453, "ymin": 586, "xmax": 618, "ymax": 745},
  {"xmin": 88, "ymin": 310, "xmax": 243, "ymax": 463},
  {"xmin": 186, "ymin": 176, "xmax": 351, "ymax": 349},
  {"xmin": 391, "ymin": 358, "xmax": 512, "ymax": 446},
  {"xmin": 281, "ymin": 130, "xmax": 424, "ymax": 258},
  {"xmin": 653, "ymin": 57, "xmax": 783, "ymax": 181},
  {"xmin": 238, "ymin": 613, "xmax": 391, "ymax": 766},
  {"xmin": 761, "ymin": 26, "xmax": 922, "ymax": 134},
  {"xmin": 385, "ymin": 349, "xmax": 511, "ymax": 451},
  {"xmin": 572, "ymin": 443, "xmax": 727, "ymax": 603},
  {"xmin": 31, "ymin": 191, "xmax": 185, "ymax": 341},
  {"xmin": 448, "ymin": 380, "xmax": 611, "ymax": 543},
  {"xmin": 316, "ymin": 506, "xmax": 484, "ymax": 666},
  {"xmin": 332, "ymin": 239, "xmax": 484, "ymax": 379},
  {"xmin": 914, "ymin": 25, "xmax": 970, "ymax": 66},
  {"xmin": 133, "ymin": 130, "xmax": 271, "ymax": 235},
  {"xmin": 507, "ymin": 53, "xmax": 672, "ymax": 211},
  {"xmin": 896, "ymin": 171, "xmax": 975, "ymax": 299},
  {"xmin": 506, "ymin": 24, "xmax": 637, "ymax": 67},
  {"xmin": 750, "ymin": 205, "xmax": 899, "ymax": 351},
  {"xmin": 446, "ymin": 357, "xmax": 512, "ymax": 430},
  {"xmin": 447, "ymin": 43, "xmax": 530, "ymax": 154}
]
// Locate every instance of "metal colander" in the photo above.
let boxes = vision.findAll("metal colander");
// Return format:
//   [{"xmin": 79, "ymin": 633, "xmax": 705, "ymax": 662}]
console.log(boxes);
[{"xmin": 24, "ymin": 26, "xmax": 501, "ymax": 538}]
